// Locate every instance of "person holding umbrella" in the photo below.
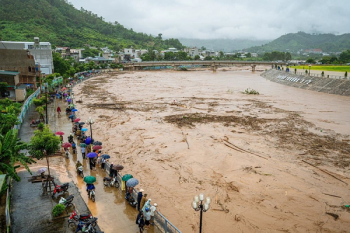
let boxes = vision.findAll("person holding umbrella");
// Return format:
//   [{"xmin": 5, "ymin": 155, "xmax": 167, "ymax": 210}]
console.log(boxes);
[{"xmin": 57, "ymin": 105, "xmax": 61, "ymax": 117}]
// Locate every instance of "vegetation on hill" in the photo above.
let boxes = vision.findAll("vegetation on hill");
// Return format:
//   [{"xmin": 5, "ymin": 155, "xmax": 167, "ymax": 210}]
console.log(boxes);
[
  {"xmin": 0, "ymin": 0, "xmax": 184, "ymax": 50},
  {"xmin": 246, "ymin": 32, "xmax": 350, "ymax": 53},
  {"xmin": 179, "ymin": 38, "xmax": 270, "ymax": 52}
]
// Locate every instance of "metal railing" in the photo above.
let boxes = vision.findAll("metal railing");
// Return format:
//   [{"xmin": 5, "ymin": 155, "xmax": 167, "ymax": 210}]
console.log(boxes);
[
  {"xmin": 13, "ymin": 88, "xmax": 41, "ymax": 130},
  {"xmin": 103, "ymin": 162, "xmax": 181, "ymax": 233}
]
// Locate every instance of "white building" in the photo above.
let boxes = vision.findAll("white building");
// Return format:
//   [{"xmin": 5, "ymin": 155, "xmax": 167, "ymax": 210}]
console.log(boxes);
[
  {"xmin": 184, "ymin": 47, "xmax": 201, "ymax": 58},
  {"xmin": 0, "ymin": 37, "xmax": 54, "ymax": 75}
]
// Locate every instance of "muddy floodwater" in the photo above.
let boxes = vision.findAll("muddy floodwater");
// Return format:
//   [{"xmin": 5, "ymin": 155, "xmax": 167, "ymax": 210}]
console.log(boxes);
[{"xmin": 73, "ymin": 67, "xmax": 350, "ymax": 232}]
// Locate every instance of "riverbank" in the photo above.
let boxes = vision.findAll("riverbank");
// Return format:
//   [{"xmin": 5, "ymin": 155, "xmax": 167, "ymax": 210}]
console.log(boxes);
[
  {"xmin": 261, "ymin": 69, "xmax": 350, "ymax": 96},
  {"xmin": 72, "ymin": 69, "xmax": 350, "ymax": 232}
]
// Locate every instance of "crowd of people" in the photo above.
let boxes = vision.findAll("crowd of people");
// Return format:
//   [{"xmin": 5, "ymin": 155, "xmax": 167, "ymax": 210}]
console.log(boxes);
[{"xmin": 56, "ymin": 73, "xmax": 160, "ymax": 233}]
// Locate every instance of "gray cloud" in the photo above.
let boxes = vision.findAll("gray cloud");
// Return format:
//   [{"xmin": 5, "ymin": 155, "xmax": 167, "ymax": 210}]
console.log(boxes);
[{"xmin": 69, "ymin": 0, "xmax": 350, "ymax": 40}]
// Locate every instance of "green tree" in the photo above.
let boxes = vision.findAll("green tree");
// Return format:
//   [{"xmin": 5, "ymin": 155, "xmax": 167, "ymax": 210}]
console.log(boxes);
[
  {"xmin": 306, "ymin": 58, "xmax": 316, "ymax": 64},
  {"xmin": 345, "ymin": 71, "xmax": 348, "ymax": 77},
  {"xmin": 29, "ymin": 126, "xmax": 61, "ymax": 177},
  {"xmin": 246, "ymin": 53, "xmax": 252, "ymax": 58},
  {"xmin": 194, "ymin": 55, "xmax": 200, "ymax": 60},
  {"xmin": 339, "ymin": 50, "xmax": 350, "ymax": 63},
  {"xmin": 0, "ymin": 129, "xmax": 35, "ymax": 181},
  {"xmin": 204, "ymin": 56, "xmax": 213, "ymax": 61}
]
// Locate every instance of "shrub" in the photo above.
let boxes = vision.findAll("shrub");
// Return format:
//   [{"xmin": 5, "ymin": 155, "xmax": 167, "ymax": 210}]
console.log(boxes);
[
  {"xmin": 345, "ymin": 71, "xmax": 348, "ymax": 77},
  {"xmin": 37, "ymin": 122, "xmax": 44, "ymax": 130},
  {"xmin": 52, "ymin": 204, "xmax": 65, "ymax": 217},
  {"xmin": 321, "ymin": 71, "xmax": 324, "ymax": 77},
  {"xmin": 33, "ymin": 98, "xmax": 43, "ymax": 106},
  {"xmin": 243, "ymin": 88, "xmax": 259, "ymax": 95},
  {"xmin": 180, "ymin": 67, "xmax": 188, "ymax": 71}
]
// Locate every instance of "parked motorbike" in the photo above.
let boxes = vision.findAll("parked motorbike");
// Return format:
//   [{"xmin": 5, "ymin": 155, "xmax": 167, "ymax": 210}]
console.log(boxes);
[
  {"xmin": 88, "ymin": 189, "xmax": 96, "ymax": 202},
  {"xmin": 59, "ymin": 194, "xmax": 74, "ymax": 208},
  {"xmin": 125, "ymin": 193, "xmax": 137, "ymax": 208},
  {"xmin": 67, "ymin": 210, "xmax": 93, "ymax": 227},
  {"xmin": 76, "ymin": 217, "xmax": 98, "ymax": 233},
  {"xmin": 77, "ymin": 166, "xmax": 84, "ymax": 178},
  {"xmin": 30, "ymin": 119, "xmax": 41, "ymax": 127},
  {"xmin": 103, "ymin": 177, "xmax": 119, "ymax": 188},
  {"xmin": 52, "ymin": 183, "xmax": 69, "ymax": 197}
]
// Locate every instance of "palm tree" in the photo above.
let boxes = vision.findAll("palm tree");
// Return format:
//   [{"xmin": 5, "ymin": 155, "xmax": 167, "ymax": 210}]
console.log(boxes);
[{"xmin": 0, "ymin": 129, "xmax": 35, "ymax": 181}]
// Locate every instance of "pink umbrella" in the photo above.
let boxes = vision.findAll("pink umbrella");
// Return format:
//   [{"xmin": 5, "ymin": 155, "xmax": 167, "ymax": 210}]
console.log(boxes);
[
  {"xmin": 74, "ymin": 118, "xmax": 81, "ymax": 122},
  {"xmin": 62, "ymin": 142, "xmax": 72, "ymax": 148},
  {"xmin": 92, "ymin": 145, "xmax": 102, "ymax": 150},
  {"xmin": 55, "ymin": 131, "xmax": 65, "ymax": 136}
]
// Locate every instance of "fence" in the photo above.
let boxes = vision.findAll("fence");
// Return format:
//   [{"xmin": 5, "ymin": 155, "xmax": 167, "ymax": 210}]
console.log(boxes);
[
  {"xmin": 13, "ymin": 87, "xmax": 41, "ymax": 130},
  {"xmin": 104, "ymin": 162, "xmax": 181, "ymax": 233},
  {"xmin": 284, "ymin": 71, "xmax": 349, "ymax": 80}
]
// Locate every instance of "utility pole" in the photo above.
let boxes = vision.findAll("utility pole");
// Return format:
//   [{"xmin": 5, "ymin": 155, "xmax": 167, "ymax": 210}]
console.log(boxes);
[{"xmin": 45, "ymin": 85, "xmax": 48, "ymax": 124}]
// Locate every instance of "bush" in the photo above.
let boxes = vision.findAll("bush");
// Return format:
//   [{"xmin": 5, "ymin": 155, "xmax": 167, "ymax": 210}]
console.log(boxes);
[
  {"xmin": 243, "ymin": 88, "xmax": 259, "ymax": 95},
  {"xmin": 179, "ymin": 67, "xmax": 188, "ymax": 71},
  {"xmin": 33, "ymin": 98, "xmax": 44, "ymax": 106},
  {"xmin": 37, "ymin": 122, "xmax": 44, "ymax": 130},
  {"xmin": 345, "ymin": 71, "xmax": 348, "ymax": 77},
  {"xmin": 52, "ymin": 204, "xmax": 65, "ymax": 217}
]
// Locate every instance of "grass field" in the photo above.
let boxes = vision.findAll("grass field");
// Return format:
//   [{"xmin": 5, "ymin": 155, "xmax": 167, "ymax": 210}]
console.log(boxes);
[{"xmin": 291, "ymin": 66, "xmax": 350, "ymax": 72}]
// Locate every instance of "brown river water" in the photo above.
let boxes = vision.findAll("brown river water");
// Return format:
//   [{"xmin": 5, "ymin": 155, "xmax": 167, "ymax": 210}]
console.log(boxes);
[{"xmin": 62, "ymin": 67, "xmax": 350, "ymax": 232}]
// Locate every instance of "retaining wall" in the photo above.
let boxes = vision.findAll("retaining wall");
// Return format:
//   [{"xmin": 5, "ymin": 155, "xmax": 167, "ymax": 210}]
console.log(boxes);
[{"xmin": 261, "ymin": 69, "xmax": 350, "ymax": 96}]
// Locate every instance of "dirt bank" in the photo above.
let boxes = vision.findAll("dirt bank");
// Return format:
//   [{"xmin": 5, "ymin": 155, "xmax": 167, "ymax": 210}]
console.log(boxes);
[{"xmin": 73, "ymin": 69, "xmax": 350, "ymax": 232}]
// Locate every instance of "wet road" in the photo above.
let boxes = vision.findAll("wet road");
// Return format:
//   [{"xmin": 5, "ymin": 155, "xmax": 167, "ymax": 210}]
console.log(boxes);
[{"xmin": 48, "ymin": 95, "xmax": 158, "ymax": 232}]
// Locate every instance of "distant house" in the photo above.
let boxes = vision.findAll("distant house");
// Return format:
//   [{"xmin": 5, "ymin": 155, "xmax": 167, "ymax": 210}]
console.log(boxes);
[
  {"xmin": 184, "ymin": 47, "xmax": 201, "ymax": 58},
  {"xmin": 0, "ymin": 49, "xmax": 37, "ymax": 88},
  {"xmin": 0, "ymin": 37, "xmax": 54, "ymax": 75},
  {"xmin": 305, "ymin": 49, "xmax": 323, "ymax": 54},
  {"xmin": 251, "ymin": 53, "xmax": 258, "ymax": 57}
]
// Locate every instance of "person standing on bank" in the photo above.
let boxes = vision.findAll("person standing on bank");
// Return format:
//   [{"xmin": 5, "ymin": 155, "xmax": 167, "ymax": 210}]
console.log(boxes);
[
  {"xmin": 101, "ymin": 157, "xmax": 105, "ymax": 169},
  {"xmin": 81, "ymin": 146, "xmax": 86, "ymax": 159},
  {"xmin": 140, "ymin": 194, "xmax": 148, "ymax": 212},
  {"xmin": 138, "ymin": 212, "xmax": 145, "ymax": 233},
  {"xmin": 150, "ymin": 203, "xmax": 157, "ymax": 225},
  {"xmin": 137, "ymin": 189, "xmax": 144, "ymax": 211}
]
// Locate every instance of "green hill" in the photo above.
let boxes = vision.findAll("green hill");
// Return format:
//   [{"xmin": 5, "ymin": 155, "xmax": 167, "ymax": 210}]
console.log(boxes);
[
  {"xmin": 246, "ymin": 32, "xmax": 350, "ymax": 53},
  {"xmin": 179, "ymin": 38, "xmax": 270, "ymax": 52},
  {"xmin": 0, "ymin": 0, "xmax": 184, "ymax": 50}
]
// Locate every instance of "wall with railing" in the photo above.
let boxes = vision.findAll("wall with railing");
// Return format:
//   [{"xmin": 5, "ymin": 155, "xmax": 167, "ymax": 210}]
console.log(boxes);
[{"xmin": 104, "ymin": 162, "xmax": 181, "ymax": 233}]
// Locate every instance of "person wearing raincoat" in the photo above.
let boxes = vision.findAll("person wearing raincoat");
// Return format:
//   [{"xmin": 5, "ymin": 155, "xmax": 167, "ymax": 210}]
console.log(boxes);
[{"xmin": 142, "ymin": 198, "xmax": 152, "ymax": 215}]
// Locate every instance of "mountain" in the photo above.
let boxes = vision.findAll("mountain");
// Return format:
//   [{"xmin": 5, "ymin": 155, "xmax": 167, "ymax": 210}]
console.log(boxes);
[
  {"xmin": 179, "ymin": 38, "xmax": 270, "ymax": 52},
  {"xmin": 0, "ymin": 0, "xmax": 184, "ymax": 50},
  {"xmin": 245, "ymin": 32, "xmax": 350, "ymax": 53}
]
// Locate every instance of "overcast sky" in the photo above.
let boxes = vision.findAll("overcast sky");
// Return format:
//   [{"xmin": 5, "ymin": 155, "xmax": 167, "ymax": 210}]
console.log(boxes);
[{"xmin": 69, "ymin": 0, "xmax": 350, "ymax": 40}]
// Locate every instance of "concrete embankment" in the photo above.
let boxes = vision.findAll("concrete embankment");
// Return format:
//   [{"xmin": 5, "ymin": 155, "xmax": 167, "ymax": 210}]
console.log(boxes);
[{"xmin": 261, "ymin": 69, "xmax": 350, "ymax": 96}]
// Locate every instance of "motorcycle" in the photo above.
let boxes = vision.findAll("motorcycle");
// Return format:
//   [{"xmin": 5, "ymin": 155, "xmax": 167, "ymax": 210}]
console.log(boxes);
[
  {"xmin": 30, "ymin": 119, "xmax": 41, "ymax": 127},
  {"xmin": 77, "ymin": 166, "xmax": 84, "ymax": 178},
  {"xmin": 125, "ymin": 193, "xmax": 137, "ymax": 208},
  {"xmin": 88, "ymin": 189, "xmax": 96, "ymax": 202},
  {"xmin": 52, "ymin": 183, "xmax": 69, "ymax": 197},
  {"xmin": 67, "ymin": 210, "xmax": 93, "ymax": 228},
  {"xmin": 103, "ymin": 177, "xmax": 119, "ymax": 188},
  {"xmin": 76, "ymin": 217, "xmax": 98, "ymax": 233},
  {"xmin": 59, "ymin": 194, "xmax": 74, "ymax": 208}
]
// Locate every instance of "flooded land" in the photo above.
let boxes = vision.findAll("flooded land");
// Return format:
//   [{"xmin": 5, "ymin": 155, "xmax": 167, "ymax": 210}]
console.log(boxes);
[{"xmin": 73, "ymin": 67, "xmax": 350, "ymax": 232}]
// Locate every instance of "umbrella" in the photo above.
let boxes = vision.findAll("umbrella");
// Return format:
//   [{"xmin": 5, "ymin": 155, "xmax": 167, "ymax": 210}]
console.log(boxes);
[
  {"xmin": 84, "ymin": 176, "xmax": 96, "ymax": 184},
  {"xmin": 101, "ymin": 154, "xmax": 110, "ymax": 159},
  {"xmin": 62, "ymin": 142, "xmax": 72, "ymax": 148},
  {"xmin": 67, "ymin": 99, "xmax": 72, "ymax": 103},
  {"xmin": 74, "ymin": 118, "xmax": 81, "ymax": 122},
  {"xmin": 92, "ymin": 145, "xmax": 102, "ymax": 150},
  {"xmin": 122, "ymin": 174, "xmax": 133, "ymax": 182},
  {"xmin": 87, "ymin": 152, "xmax": 97, "ymax": 158},
  {"xmin": 63, "ymin": 93, "xmax": 68, "ymax": 96},
  {"xmin": 85, "ymin": 137, "xmax": 92, "ymax": 145},
  {"xmin": 80, "ymin": 143, "xmax": 86, "ymax": 148},
  {"xmin": 74, "ymin": 122, "xmax": 80, "ymax": 125},
  {"xmin": 37, "ymin": 168, "xmax": 47, "ymax": 174},
  {"xmin": 62, "ymin": 87, "xmax": 66, "ymax": 91},
  {"xmin": 72, "ymin": 109, "xmax": 78, "ymax": 112},
  {"xmin": 55, "ymin": 131, "xmax": 65, "ymax": 136},
  {"xmin": 79, "ymin": 122, "xmax": 85, "ymax": 125},
  {"xmin": 69, "ymin": 104, "xmax": 75, "ymax": 107},
  {"xmin": 93, "ymin": 141, "xmax": 102, "ymax": 146},
  {"xmin": 112, "ymin": 164, "xmax": 124, "ymax": 171},
  {"xmin": 81, "ymin": 128, "xmax": 88, "ymax": 132},
  {"xmin": 126, "ymin": 178, "xmax": 139, "ymax": 187}
]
